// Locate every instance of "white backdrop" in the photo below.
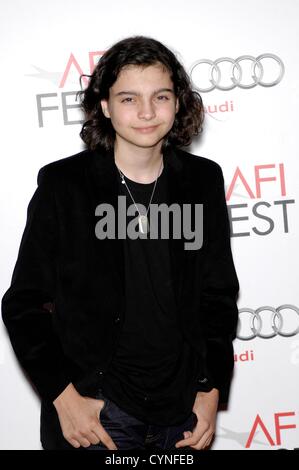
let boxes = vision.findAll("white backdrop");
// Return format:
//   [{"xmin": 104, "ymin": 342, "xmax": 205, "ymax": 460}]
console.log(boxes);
[{"xmin": 1, "ymin": 0, "xmax": 298, "ymax": 450}]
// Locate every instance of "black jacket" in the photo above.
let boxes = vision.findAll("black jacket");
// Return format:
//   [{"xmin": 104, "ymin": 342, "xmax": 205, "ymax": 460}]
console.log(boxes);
[{"xmin": 1, "ymin": 145, "xmax": 239, "ymax": 448}]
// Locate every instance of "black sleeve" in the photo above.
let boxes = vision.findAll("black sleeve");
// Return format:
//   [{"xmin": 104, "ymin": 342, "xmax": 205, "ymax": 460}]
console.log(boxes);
[
  {"xmin": 197, "ymin": 164, "xmax": 239, "ymax": 403},
  {"xmin": 1, "ymin": 166, "xmax": 72, "ymax": 402}
]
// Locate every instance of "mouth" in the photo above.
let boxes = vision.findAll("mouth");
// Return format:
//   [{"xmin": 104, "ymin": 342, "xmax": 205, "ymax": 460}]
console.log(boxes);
[{"xmin": 133, "ymin": 125, "xmax": 159, "ymax": 133}]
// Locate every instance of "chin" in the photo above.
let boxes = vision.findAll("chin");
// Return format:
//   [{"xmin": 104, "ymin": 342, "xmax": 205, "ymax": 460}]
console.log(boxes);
[
  {"xmin": 134, "ymin": 138, "xmax": 165, "ymax": 148},
  {"xmin": 135, "ymin": 131, "xmax": 168, "ymax": 144},
  {"xmin": 117, "ymin": 129, "xmax": 169, "ymax": 149}
]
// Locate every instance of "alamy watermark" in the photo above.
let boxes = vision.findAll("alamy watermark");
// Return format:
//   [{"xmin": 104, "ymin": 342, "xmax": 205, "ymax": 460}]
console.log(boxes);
[{"xmin": 95, "ymin": 196, "xmax": 203, "ymax": 250}]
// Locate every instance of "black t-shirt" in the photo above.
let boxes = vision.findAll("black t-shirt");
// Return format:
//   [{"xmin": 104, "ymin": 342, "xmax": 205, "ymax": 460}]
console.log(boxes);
[{"xmin": 101, "ymin": 155, "xmax": 199, "ymax": 425}]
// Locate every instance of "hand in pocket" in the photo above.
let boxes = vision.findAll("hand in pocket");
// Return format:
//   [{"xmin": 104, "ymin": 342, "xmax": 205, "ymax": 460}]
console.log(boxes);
[{"xmin": 53, "ymin": 383, "xmax": 117, "ymax": 449}]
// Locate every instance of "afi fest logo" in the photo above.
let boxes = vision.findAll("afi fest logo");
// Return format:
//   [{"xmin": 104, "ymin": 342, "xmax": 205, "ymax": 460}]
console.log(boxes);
[
  {"xmin": 219, "ymin": 411, "xmax": 298, "ymax": 449},
  {"xmin": 226, "ymin": 163, "xmax": 295, "ymax": 237},
  {"xmin": 246, "ymin": 412, "xmax": 297, "ymax": 449}
]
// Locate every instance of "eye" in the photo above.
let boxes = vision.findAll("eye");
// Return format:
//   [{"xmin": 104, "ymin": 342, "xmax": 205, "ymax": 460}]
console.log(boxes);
[
  {"xmin": 157, "ymin": 95, "xmax": 169, "ymax": 101},
  {"xmin": 121, "ymin": 97, "xmax": 134, "ymax": 103}
]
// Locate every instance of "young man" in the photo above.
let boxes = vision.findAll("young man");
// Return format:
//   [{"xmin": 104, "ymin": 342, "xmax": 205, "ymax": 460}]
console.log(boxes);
[{"xmin": 1, "ymin": 36, "xmax": 239, "ymax": 451}]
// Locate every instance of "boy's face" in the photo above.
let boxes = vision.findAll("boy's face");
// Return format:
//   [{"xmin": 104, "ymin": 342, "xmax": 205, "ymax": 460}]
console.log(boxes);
[{"xmin": 100, "ymin": 63, "xmax": 179, "ymax": 151}]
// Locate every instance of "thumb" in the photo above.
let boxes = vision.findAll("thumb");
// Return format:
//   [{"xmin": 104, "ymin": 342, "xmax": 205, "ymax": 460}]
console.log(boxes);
[
  {"xmin": 184, "ymin": 431, "xmax": 193, "ymax": 439},
  {"xmin": 87, "ymin": 397, "xmax": 105, "ymax": 408}
]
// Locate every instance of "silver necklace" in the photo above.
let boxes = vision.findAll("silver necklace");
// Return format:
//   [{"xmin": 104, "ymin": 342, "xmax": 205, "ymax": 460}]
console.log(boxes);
[{"xmin": 116, "ymin": 157, "xmax": 164, "ymax": 234}]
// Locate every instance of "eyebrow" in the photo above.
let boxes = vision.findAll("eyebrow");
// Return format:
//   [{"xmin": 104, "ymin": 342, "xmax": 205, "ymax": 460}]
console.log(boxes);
[{"xmin": 114, "ymin": 88, "xmax": 175, "ymax": 97}]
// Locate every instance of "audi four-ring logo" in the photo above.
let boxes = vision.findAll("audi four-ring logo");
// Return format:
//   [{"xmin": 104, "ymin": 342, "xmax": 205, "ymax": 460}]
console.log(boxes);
[
  {"xmin": 237, "ymin": 305, "xmax": 299, "ymax": 340},
  {"xmin": 189, "ymin": 54, "xmax": 285, "ymax": 92}
]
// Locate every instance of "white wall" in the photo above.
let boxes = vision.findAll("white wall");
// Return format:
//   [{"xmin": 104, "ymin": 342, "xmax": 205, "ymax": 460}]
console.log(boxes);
[{"xmin": 1, "ymin": 0, "xmax": 298, "ymax": 450}]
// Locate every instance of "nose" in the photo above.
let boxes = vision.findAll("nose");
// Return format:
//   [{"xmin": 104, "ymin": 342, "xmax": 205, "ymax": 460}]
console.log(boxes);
[{"xmin": 137, "ymin": 99, "xmax": 156, "ymax": 120}]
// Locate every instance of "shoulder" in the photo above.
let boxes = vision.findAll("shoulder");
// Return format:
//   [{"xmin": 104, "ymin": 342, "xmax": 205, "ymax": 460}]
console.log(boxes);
[
  {"xmin": 37, "ymin": 148, "xmax": 93, "ymax": 185},
  {"xmin": 174, "ymin": 147, "xmax": 224, "ymax": 181}
]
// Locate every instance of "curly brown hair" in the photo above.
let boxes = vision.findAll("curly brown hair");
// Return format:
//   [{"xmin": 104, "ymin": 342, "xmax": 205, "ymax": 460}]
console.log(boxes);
[{"xmin": 78, "ymin": 36, "xmax": 204, "ymax": 151}]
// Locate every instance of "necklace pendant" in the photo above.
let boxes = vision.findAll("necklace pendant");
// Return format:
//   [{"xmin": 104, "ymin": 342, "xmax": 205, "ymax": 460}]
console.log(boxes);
[{"xmin": 138, "ymin": 215, "xmax": 149, "ymax": 234}]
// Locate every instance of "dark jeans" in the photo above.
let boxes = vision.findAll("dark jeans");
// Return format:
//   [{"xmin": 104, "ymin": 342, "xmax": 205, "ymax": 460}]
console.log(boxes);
[{"xmin": 87, "ymin": 390, "xmax": 198, "ymax": 451}]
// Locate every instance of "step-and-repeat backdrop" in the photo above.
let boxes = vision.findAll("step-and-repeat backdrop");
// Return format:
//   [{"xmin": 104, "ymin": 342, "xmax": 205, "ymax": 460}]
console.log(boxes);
[{"xmin": 1, "ymin": 0, "xmax": 298, "ymax": 450}]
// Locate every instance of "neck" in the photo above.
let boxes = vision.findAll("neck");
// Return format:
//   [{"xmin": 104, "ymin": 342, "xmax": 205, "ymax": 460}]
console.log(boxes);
[{"xmin": 114, "ymin": 139, "xmax": 164, "ymax": 184}]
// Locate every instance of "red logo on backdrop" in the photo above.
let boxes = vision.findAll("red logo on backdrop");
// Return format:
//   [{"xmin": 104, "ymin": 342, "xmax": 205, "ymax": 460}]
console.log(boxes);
[
  {"xmin": 246, "ymin": 412, "xmax": 297, "ymax": 448},
  {"xmin": 234, "ymin": 349, "xmax": 254, "ymax": 362},
  {"xmin": 59, "ymin": 52, "xmax": 105, "ymax": 88},
  {"xmin": 225, "ymin": 164, "xmax": 295, "ymax": 237},
  {"xmin": 226, "ymin": 164, "xmax": 286, "ymax": 201}
]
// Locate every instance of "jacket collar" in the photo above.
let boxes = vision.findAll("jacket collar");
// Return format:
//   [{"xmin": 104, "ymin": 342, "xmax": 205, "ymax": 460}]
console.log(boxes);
[{"xmin": 88, "ymin": 144, "xmax": 183, "ymax": 190}]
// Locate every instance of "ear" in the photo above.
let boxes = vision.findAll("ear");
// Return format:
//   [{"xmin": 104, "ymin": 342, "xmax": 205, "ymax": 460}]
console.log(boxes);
[
  {"xmin": 175, "ymin": 97, "xmax": 179, "ymax": 114},
  {"xmin": 100, "ymin": 99, "xmax": 111, "ymax": 118}
]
